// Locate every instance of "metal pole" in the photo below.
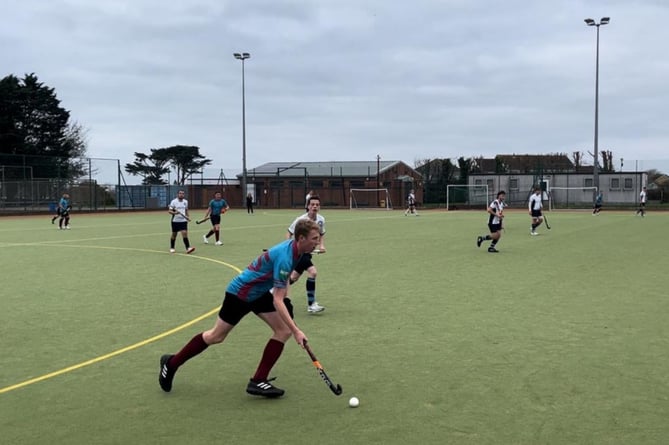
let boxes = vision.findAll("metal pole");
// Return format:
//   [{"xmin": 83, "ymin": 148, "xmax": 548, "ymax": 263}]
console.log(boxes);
[
  {"xmin": 241, "ymin": 58, "xmax": 247, "ymax": 204},
  {"xmin": 234, "ymin": 52, "xmax": 251, "ymax": 206},
  {"xmin": 585, "ymin": 17, "xmax": 609, "ymax": 196},
  {"xmin": 593, "ymin": 24, "xmax": 600, "ymax": 193}
]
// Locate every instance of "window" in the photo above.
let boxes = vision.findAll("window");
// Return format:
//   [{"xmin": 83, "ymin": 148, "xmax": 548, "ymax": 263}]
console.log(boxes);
[
  {"xmin": 584, "ymin": 178, "xmax": 593, "ymax": 188},
  {"xmin": 486, "ymin": 179, "xmax": 494, "ymax": 189},
  {"xmin": 624, "ymin": 178, "xmax": 633, "ymax": 189},
  {"xmin": 509, "ymin": 178, "xmax": 519, "ymax": 190},
  {"xmin": 474, "ymin": 179, "xmax": 482, "ymax": 186},
  {"xmin": 329, "ymin": 180, "xmax": 341, "ymax": 187},
  {"xmin": 350, "ymin": 180, "xmax": 365, "ymax": 187},
  {"xmin": 310, "ymin": 180, "xmax": 323, "ymax": 187},
  {"xmin": 610, "ymin": 178, "xmax": 620, "ymax": 189}
]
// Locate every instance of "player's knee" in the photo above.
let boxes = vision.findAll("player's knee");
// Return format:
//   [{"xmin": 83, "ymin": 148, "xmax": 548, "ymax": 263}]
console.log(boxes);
[
  {"xmin": 308, "ymin": 267, "xmax": 318, "ymax": 279},
  {"xmin": 203, "ymin": 330, "xmax": 227, "ymax": 345},
  {"xmin": 272, "ymin": 323, "xmax": 292, "ymax": 341}
]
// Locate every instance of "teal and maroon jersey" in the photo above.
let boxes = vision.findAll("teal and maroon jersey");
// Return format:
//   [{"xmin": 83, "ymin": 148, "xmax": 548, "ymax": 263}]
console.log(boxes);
[{"xmin": 226, "ymin": 239, "xmax": 299, "ymax": 302}]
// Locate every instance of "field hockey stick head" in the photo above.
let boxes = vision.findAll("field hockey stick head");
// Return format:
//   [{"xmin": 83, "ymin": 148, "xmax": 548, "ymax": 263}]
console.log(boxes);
[{"xmin": 331, "ymin": 382, "xmax": 343, "ymax": 395}]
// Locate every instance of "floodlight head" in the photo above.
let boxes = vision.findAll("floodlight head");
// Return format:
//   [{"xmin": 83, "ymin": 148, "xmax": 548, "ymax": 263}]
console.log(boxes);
[
  {"xmin": 242, "ymin": 52, "xmax": 251, "ymax": 58},
  {"xmin": 584, "ymin": 18, "xmax": 595, "ymax": 26},
  {"xmin": 234, "ymin": 53, "xmax": 242, "ymax": 59},
  {"xmin": 600, "ymin": 17, "xmax": 610, "ymax": 25}
]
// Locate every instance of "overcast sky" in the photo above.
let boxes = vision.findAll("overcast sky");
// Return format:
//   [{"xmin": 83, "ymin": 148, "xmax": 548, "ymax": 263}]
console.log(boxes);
[{"xmin": 2, "ymin": 0, "xmax": 668, "ymax": 182}]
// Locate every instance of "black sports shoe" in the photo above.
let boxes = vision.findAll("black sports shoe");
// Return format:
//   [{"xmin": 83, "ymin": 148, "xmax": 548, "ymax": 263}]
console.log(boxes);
[
  {"xmin": 246, "ymin": 377, "xmax": 285, "ymax": 398},
  {"xmin": 159, "ymin": 354, "xmax": 176, "ymax": 392},
  {"xmin": 476, "ymin": 236, "xmax": 483, "ymax": 248},
  {"xmin": 488, "ymin": 247, "xmax": 499, "ymax": 253}
]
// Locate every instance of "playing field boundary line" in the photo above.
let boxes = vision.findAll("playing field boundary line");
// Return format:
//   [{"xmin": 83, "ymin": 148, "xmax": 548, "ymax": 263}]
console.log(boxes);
[{"xmin": 0, "ymin": 247, "xmax": 242, "ymax": 395}]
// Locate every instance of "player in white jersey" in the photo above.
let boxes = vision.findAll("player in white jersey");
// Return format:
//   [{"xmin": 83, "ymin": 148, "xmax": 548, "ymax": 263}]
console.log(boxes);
[
  {"xmin": 477, "ymin": 190, "xmax": 506, "ymax": 253},
  {"xmin": 528, "ymin": 187, "xmax": 544, "ymax": 235},
  {"xmin": 404, "ymin": 189, "xmax": 418, "ymax": 216},
  {"xmin": 287, "ymin": 194, "xmax": 326, "ymax": 313},
  {"xmin": 168, "ymin": 190, "xmax": 195, "ymax": 254},
  {"xmin": 635, "ymin": 186, "xmax": 647, "ymax": 217}
]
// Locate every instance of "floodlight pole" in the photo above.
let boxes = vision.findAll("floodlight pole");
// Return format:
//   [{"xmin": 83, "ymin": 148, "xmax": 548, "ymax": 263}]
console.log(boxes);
[
  {"xmin": 584, "ymin": 17, "xmax": 609, "ymax": 194},
  {"xmin": 234, "ymin": 52, "xmax": 251, "ymax": 204}
]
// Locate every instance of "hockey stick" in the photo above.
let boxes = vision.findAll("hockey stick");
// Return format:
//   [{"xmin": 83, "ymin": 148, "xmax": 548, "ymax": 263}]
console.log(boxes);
[
  {"xmin": 304, "ymin": 342, "xmax": 343, "ymax": 396},
  {"xmin": 170, "ymin": 207, "xmax": 191, "ymax": 222},
  {"xmin": 543, "ymin": 213, "xmax": 551, "ymax": 230},
  {"xmin": 195, "ymin": 216, "xmax": 210, "ymax": 225}
]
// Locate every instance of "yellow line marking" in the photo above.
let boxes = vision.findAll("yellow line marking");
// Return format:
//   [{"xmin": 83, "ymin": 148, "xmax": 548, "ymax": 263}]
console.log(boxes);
[{"xmin": 0, "ymin": 245, "xmax": 242, "ymax": 395}]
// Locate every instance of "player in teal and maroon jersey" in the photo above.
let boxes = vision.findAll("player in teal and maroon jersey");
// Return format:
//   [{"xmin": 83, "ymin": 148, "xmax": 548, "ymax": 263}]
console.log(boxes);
[
  {"xmin": 158, "ymin": 218, "xmax": 322, "ymax": 398},
  {"xmin": 51, "ymin": 193, "xmax": 72, "ymax": 229},
  {"xmin": 202, "ymin": 191, "xmax": 229, "ymax": 245}
]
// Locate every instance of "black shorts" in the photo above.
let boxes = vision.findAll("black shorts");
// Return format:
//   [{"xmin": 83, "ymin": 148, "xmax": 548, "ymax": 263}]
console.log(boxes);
[
  {"xmin": 210, "ymin": 214, "xmax": 221, "ymax": 225},
  {"xmin": 171, "ymin": 221, "xmax": 188, "ymax": 232},
  {"xmin": 531, "ymin": 209, "xmax": 542, "ymax": 218},
  {"xmin": 294, "ymin": 253, "xmax": 314, "ymax": 274},
  {"xmin": 488, "ymin": 223, "xmax": 502, "ymax": 234},
  {"xmin": 594, "ymin": 204, "xmax": 602, "ymax": 209},
  {"xmin": 218, "ymin": 291, "xmax": 294, "ymax": 325}
]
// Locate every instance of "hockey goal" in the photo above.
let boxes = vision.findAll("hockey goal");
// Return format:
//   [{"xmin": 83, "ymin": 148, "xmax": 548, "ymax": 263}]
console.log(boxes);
[
  {"xmin": 446, "ymin": 185, "xmax": 489, "ymax": 210},
  {"xmin": 548, "ymin": 186, "xmax": 598, "ymax": 210},
  {"xmin": 350, "ymin": 188, "xmax": 392, "ymax": 210}
]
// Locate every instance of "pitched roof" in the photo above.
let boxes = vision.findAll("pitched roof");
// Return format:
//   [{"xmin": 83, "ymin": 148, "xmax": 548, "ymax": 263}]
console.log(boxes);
[
  {"xmin": 245, "ymin": 161, "xmax": 413, "ymax": 178},
  {"xmin": 476, "ymin": 154, "xmax": 574, "ymax": 173}
]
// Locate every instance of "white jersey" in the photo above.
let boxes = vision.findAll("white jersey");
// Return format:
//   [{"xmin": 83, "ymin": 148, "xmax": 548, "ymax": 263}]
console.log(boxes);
[
  {"xmin": 169, "ymin": 198, "xmax": 189, "ymax": 223},
  {"xmin": 639, "ymin": 190, "xmax": 647, "ymax": 203},
  {"xmin": 529, "ymin": 194, "xmax": 542, "ymax": 211},
  {"xmin": 288, "ymin": 212, "xmax": 325, "ymax": 236},
  {"xmin": 488, "ymin": 199, "xmax": 505, "ymax": 225},
  {"xmin": 407, "ymin": 193, "xmax": 416, "ymax": 205}
]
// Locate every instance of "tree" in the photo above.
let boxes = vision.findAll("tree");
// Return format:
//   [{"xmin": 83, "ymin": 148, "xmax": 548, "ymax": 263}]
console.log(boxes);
[
  {"xmin": 600, "ymin": 150, "xmax": 614, "ymax": 172},
  {"xmin": 161, "ymin": 145, "xmax": 212, "ymax": 185},
  {"xmin": 124, "ymin": 150, "xmax": 171, "ymax": 185},
  {"xmin": 0, "ymin": 73, "xmax": 87, "ymax": 179},
  {"xmin": 457, "ymin": 157, "xmax": 476, "ymax": 184},
  {"xmin": 572, "ymin": 151, "xmax": 583, "ymax": 170},
  {"xmin": 124, "ymin": 145, "xmax": 212, "ymax": 185},
  {"xmin": 415, "ymin": 158, "xmax": 457, "ymax": 204}
]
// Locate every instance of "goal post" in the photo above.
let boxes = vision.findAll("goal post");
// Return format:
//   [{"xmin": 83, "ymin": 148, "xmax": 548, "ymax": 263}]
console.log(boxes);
[
  {"xmin": 446, "ymin": 185, "xmax": 489, "ymax": 210},
  {"xmin": 350, "ymin": 188, "xmax": 392, "ymax": 210},
  {"xmin": 548, "ymin": 186, "xmax": 598, "ymax": 211}
]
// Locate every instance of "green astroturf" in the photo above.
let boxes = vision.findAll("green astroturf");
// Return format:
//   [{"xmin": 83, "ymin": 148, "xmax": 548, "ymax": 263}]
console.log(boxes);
[{"xmin": 1, "ymin": 209, "xmax": 668, "ymax": 445}]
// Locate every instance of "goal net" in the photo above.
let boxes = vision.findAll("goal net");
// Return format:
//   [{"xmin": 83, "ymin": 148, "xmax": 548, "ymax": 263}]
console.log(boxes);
[
  {"xmin": 548, "ymin": 186, "xmax": 598, "ymax": 210},
  {"xmin": 350, "ymin": 188, "xmax": 392, "ymax": 210},
  {"xmin": 446, "ymin": 185, "xmax": 489, "ymax": 210}
]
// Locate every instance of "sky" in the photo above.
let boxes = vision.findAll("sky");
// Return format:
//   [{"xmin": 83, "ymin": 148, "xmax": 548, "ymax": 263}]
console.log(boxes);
[{"xmin": 2, "ymin": 0, "xmax": 668, "ymax": 183}]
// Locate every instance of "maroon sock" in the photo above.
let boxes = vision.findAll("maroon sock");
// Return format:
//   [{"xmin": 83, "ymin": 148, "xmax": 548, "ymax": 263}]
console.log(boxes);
[
  {"xmin": 170, "ymin": 333, "xmax": 209, "ymax": 369},
  {"xmin": 252, "ymin": 339, "xmax": 285, "ymax": 381}
]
